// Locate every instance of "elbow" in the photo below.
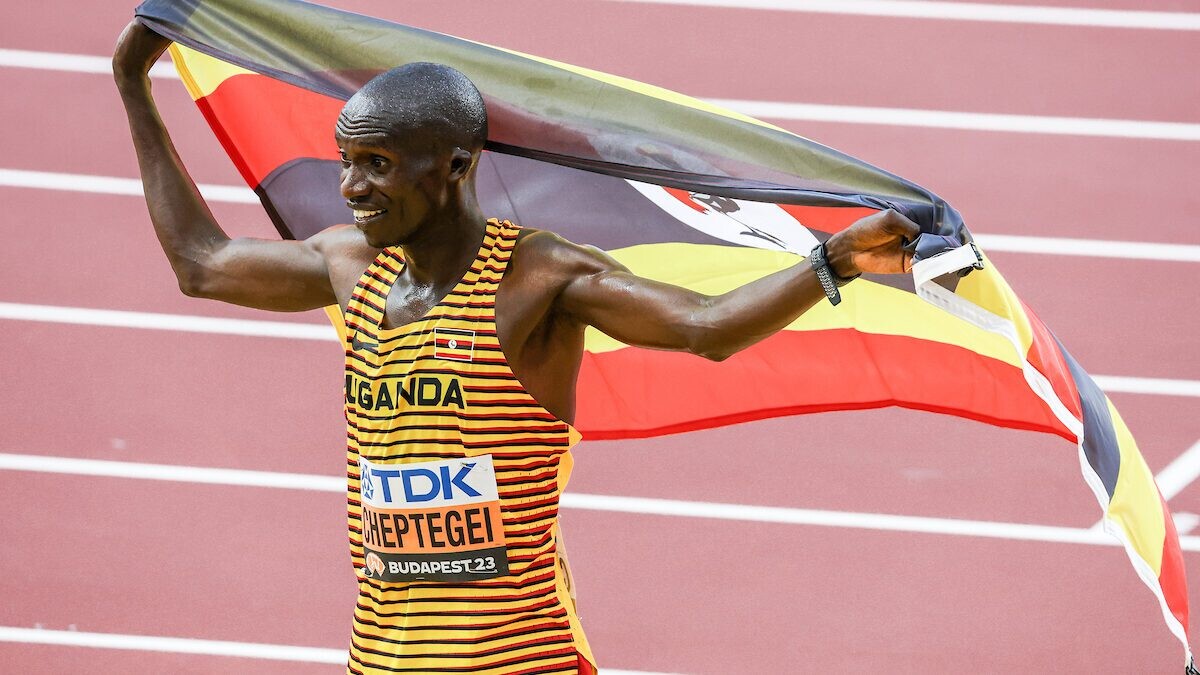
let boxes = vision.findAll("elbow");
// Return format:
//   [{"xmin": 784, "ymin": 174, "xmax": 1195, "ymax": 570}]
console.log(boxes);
[
  {"xmin": 682, "ymin": 304, "xmax": 739, "ymax": 362},
  {"xmin": 697, "ymin": 348, "xmax": 734, "ymax": 362},
  {"xmin": 175, "ymin": 264, "xmax": 216, "ymax": 299},
  {"xmin": 177, "ymin": 276, "xmax": 206, "ymax": 298},
  {"xmin": 687, "ymin": 331, "xmax": 738, "ymax": 363},
  {"xmin": 172, "ymin": 245, "xmax": 226, "ymax": 299}
]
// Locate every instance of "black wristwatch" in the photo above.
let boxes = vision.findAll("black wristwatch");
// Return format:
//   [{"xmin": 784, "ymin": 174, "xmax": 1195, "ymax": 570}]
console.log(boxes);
[{"xmin": 809, "ymin": 242, "xmax": 860, "ymax": 306}]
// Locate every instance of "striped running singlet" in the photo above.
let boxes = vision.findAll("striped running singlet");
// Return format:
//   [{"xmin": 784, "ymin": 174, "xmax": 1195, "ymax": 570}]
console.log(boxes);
[{"xmin": 342, "ymin": 219, "xmax": 596, "ymax": 674}]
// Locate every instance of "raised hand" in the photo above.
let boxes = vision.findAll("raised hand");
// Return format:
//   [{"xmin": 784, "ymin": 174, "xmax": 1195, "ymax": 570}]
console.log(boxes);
[
  {"xmin": 112, "ymin": 19, "xmax": 172, "ymax": 86},
  {"xmin": 825, "ymin": 209, "xmax": 921, "ymax": 276}
]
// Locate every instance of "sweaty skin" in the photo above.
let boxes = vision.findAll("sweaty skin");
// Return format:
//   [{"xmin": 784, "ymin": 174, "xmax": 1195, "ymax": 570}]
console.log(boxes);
[{"xmin": 113, "ymin": 20, "xmax": 919, "ymax": 424}]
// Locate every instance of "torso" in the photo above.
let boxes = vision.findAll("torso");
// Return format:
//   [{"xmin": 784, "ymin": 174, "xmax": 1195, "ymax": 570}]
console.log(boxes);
[
  {"xmin": 339, "ymin": 218, "xmax": 595, "ymax": 671},
  {"xmin": 326, "ymin": 220, "xmax": 586, "ymax": 423}
]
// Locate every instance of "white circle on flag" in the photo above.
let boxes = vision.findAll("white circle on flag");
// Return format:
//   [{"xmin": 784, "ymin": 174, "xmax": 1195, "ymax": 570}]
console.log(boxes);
[{"xmin": 448, "ymin": 339, "xmax": 458, "ymax": 349}]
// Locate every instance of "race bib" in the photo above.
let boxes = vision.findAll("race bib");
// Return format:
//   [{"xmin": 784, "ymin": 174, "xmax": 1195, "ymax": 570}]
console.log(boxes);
[{"xmin": 358, "ymin": 455, "xmax": 509, "ymax": 582}]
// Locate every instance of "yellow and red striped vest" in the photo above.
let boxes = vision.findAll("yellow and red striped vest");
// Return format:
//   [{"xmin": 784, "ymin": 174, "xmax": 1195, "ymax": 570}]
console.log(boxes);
[{"xmin": 342, "ymin": 219, "xmax": 594, "ymax": 674}]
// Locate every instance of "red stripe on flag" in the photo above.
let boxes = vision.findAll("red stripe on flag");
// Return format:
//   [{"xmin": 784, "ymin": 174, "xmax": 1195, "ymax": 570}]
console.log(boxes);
[
  {"xmin": 1022, "ymin": 300, "xmax": 1083, "ymax": 424},
  {"xmin": 196, "ymin": 73, "xmax": 343, "ymax": 187},
  {"xmin": 662, "ymin": 187, "xmax": 876, "ymax": 232},
  {"xmin": 778, "ymin": 204, "xmax": 878, "ymax": 234},
  {"xmin": 576, "ymin": 329, "xmax": 1076, "ymax": 440},
  {"xmin": 663, "ymin": 187, "xmax": 707, "ymax": 213},
  {"xmin": 1157, "ymin": 490, "xmax": 1191, "ymax": 635}
]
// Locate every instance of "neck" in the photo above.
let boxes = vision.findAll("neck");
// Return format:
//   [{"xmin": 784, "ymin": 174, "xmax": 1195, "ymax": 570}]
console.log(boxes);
[{"xmin": 397, "ymin": 193, "xmax": 487, "ymax": 288}]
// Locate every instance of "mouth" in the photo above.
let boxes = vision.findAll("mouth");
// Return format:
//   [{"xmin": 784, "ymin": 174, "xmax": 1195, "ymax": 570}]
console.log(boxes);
[{"xmin": 352, "ymin": 208, "xmax": 387, "ymax": 225}]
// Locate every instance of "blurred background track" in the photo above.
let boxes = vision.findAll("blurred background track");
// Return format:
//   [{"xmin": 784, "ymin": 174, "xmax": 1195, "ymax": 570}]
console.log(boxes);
[{"xmin": 0, "ymin": 1, "xmax": 1197, "ymax": 672}]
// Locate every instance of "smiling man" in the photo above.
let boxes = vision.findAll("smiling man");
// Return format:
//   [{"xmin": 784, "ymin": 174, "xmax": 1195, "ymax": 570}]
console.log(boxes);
[{"xmin": 115, "ymin": 18, "xmax": 919, "ymax": 675}]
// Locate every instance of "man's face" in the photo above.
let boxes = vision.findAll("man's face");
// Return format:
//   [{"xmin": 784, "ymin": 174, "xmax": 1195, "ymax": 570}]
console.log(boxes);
[{"xmin": 335, "ymin": 127, "xmax": 448, "ymax": 249}]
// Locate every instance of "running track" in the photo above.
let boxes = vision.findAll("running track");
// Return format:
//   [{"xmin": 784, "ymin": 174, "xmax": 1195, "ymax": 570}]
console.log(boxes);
[{"xmin": 1, "ymin": 1, "xmax": 1198, "ymax": 672}]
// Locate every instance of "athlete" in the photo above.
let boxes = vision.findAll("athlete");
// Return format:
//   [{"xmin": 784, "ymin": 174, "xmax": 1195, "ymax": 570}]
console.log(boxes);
[{"xmin": 115, "ymin": 19, "xmax": 919, "ymax": 675}]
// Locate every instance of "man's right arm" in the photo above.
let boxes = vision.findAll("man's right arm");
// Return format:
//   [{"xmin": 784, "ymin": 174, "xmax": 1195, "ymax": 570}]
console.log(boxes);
[{"xmin": 113, "ymin": 20, "xmax": 340, "ymax": 312}]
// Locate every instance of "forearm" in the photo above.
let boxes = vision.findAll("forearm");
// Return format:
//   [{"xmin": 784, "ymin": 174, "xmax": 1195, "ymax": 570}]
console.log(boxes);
[
  {"xmin": 685, "ymin": 209, "xmax": 917, "ymax": 359},
  {"xmin": 685, "ymin": 259, "xmax": 827, "ymax": 360},
  {"xmin": 560, "ymin": 209, "xmax": 916, "ymax": 361},
  {"xmin": 116, "ymin": 73, "xmax": 230, "ymax": 293}
]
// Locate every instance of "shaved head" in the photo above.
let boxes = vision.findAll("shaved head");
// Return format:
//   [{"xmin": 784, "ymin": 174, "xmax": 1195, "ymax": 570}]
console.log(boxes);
[{"xmin": 336, "ymin": 62, "xmax": 487, "ymax": 154}]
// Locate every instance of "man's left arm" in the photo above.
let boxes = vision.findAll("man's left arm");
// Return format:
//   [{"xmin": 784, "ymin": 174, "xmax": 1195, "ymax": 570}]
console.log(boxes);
[{"xmin": 554, "ymin": 209, "xmax": 919, "ymax": 361}]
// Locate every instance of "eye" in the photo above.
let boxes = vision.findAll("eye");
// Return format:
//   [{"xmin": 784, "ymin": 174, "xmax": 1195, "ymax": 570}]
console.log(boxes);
[
  {"xmin": 370, "ymin": 155, "xmax": 388, "ymax": 169},
  {"xmin": 339, "ymin": 152, "xmax": 350, "ymax": 169}
]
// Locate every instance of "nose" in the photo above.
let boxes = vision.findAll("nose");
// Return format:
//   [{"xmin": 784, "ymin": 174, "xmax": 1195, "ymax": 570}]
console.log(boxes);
[{"xmin": 340, "ymin": 164, "xmax": 369, "ymax": 201}]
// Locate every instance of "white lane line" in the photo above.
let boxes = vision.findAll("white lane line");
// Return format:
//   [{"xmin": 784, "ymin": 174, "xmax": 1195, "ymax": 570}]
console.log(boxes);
[
  {"xmin": 609, "ymin": 0, "xmax": 1200, "ymax": 30},
  {"xmin": 0, "ymin": 49, "xmax": 179, "ymax": 78},
  {"xmin": 1152, "ymin": 439, "xmax": 1200, "ymax": 501},
  {"xmin": 1093, "ymin": 376, "xmax": 1200, "ymax": 398},
  {"xmin": 5, "ymin": 168, "xmax": 1200, "ymax": 264},
  {"xmin": 1172, "ymin": 512, "xmax": 1200, "ymax": 536},
  {"xmin": 707, "ymin": 99, "xmax": 1200, "ymax": 141},
  {"xmin": 0, "ymin": 302, "xmax": 337, "ymax": 342},
  {"xmin": 4, "ymin": 452, "xmax": 1199, "ymax": 552},
  {"xmin": 4, "ymin": 49, "xmax": 1200, "ymax": 141},
  {"xmin": 0, "ymin": 626, "xmax": 675, "ymax": 674},
  {"xmin": 0, "ymin": 453, "xmax": 342, "ymax": 491},
  {"xmin": 0, "ymin": 168, "xmax": 258, "ymax": 204},
  {"xmin": 1090, "ymin": 439, "xmax": 1200, "ymax": 531},
  {"xmin": 0, "ymin": 627, "xmax": 343, "ymax": 664},
  {"xmin": 973, "ymin": 234, "xmax": 1200, "ymax": 263},
  {"xmin": 1, "ymin": 302, "xmax": 1196, "ymax": 398}
]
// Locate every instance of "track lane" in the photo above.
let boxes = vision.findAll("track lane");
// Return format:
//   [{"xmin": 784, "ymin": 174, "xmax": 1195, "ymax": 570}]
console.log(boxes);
[
  {"xmin": 559, "ymin": 508, "xmax": 1198, "ymax": 673},
  {"xmin": 982, "ymin": 253, "xmax": 1200, "ymax": 382},
  {"xmin": 3, "ymin": 1, "xmax": 1198, "ymax": 122},
  {"xmin": 0, "ymin": 188, "xmax": 324, "ymax": 323},
  {"xmin": 571, "ymin": 395, "xmax": 1200, "ymax": 527},
  {"xmin": 1, "ymin": 471, "xmax": 1194, "ymax": 673},
  {"xmin": 0, "ymin": 69, "xmax": 246, "ymax": 186},
  {"xmin": 1, "ymin": 318, "xmax": 1195, "ymax": 527},
  {"xmin": 0, "ymin": 323, "xmax": 346, "ymax": 475},
  {"xmin": 1, "ymin": 0, "xmax": 1196, "ymax": 670},
  {"xmin": 0, "ymin": 645, "xmax": 336, "ymax": 675},
  {"xmin": 0, "ymin": 478, "xmax": 351, "ymax": 648},
  {"xmin": 771, "ymin": 122, "xmax": 1200, "ymax": 244}
]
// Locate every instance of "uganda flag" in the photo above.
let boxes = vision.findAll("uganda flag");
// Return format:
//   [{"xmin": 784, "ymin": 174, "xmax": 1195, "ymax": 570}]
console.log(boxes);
[{"xmin": 135, "ymin": 0, "xmax": 1192, "ymax": 663}]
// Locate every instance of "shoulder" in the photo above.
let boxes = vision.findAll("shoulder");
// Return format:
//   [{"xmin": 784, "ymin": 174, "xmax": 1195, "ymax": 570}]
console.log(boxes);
[
  {"xmin": 307, "ymin": 223, "xmax": 373, "ymax": 259},
  {"xmin": 305, "ymin": 223, "xmax": 380, "ymax": 301},
  {"xmin": 306, "ymin": 223, "xmax": 381, "ymax": 271},
  {"xmin": 509, "ymin": 227, "xmax": 627, "ymax": 283}
]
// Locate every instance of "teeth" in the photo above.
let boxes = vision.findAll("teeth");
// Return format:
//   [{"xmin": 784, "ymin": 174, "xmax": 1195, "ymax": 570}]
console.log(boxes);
[{"xmin": 353, "ymin": 209, "xmax": 384, "ymax": 219}]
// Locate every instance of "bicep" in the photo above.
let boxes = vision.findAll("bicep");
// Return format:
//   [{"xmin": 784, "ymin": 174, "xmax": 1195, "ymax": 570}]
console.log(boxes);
[
  {"xmin": 188, "ymin": 235, "xmax": 337, "ymax": 312},
  {"xmin": 557, "ymin": 252, "xmax": 713, "ymax": 352}
]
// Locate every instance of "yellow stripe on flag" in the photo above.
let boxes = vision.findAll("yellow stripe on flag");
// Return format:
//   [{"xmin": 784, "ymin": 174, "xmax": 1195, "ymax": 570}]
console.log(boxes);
[
  {"xmin": 952, "ymin": 252, "xmax": 1035, "ymax": 356},
  {"xmin": 582, "ymin": 243, "xmax": 1021, "ymax": 367},
  {"xmin": 1104, "ymin": 396, "xmax": 1166, "ymax": 575},
  {"xmin": 168, "ymin": 43, "xmax": 256, "ymax": 101}
]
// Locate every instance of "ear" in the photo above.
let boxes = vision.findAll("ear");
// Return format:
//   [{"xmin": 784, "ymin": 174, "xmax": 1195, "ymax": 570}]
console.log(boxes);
[{"xmin": 447, "ymin": 148, "xmax": 474, "ymax": 182}]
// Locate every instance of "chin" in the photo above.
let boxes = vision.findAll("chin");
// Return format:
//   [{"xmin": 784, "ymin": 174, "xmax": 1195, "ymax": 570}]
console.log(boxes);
[{"xmin": 359, "ymin": 227, "xmax": 396, "ymax": 249}]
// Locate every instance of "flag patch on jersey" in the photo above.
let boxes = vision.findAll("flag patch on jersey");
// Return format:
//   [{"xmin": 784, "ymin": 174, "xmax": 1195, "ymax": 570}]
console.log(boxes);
[{"xmin": 434, "ymin": 328, "xmax": 475, "ymax": 362}]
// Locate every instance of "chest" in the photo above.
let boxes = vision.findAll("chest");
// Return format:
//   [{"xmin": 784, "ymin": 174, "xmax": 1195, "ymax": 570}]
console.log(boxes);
[{"xmin": 380, "ymin": 277, "xmax": 460, "ymax": 330}]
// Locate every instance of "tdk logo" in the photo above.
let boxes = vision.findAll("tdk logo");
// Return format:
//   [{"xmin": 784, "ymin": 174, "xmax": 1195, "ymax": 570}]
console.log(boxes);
[{"xmin": 359, "ymin": 456, "xmax": 497, "ymax": 507}]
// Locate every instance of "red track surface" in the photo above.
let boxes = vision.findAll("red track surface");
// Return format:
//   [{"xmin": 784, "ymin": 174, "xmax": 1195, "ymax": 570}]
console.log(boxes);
[{"xmin": 1, "ymin": 1, "xmax": 1198, "ymax": 673}]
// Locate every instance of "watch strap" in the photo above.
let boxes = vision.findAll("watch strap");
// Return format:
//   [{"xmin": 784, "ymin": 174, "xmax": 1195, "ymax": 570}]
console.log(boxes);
[{"xmin": 809, "ymin": 242, "xmax": 859, "ymax": 305}]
